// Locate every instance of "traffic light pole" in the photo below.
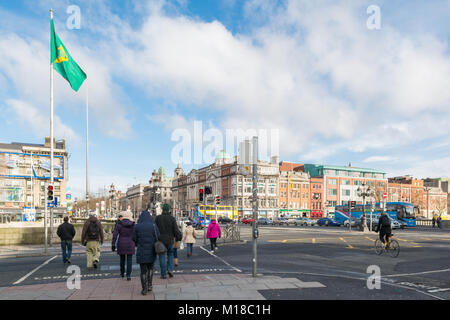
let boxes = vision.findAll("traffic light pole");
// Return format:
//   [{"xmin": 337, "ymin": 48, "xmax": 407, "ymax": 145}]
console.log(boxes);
[
  {"xmin": 203, "ymin": 189, "xmax": 207, "ymax": 246},
  {"xmin": 252, "ymin": 136, "xmax": 259, "ymax": 277}
]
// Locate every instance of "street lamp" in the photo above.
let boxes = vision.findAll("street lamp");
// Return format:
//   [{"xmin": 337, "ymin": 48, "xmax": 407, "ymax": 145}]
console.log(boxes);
[{"xmin": 357, "ymin": 183, "xmax": 375, "ymax": 232}]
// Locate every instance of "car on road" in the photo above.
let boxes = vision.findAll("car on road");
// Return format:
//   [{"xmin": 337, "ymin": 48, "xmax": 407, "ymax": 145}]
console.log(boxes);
[
  {"xmin": 218, "ymin": 216, "xmax": 234, "ymax": 224},
  {"xmin": 191, "ymin": 217, "xmax": 210, "ymax": 229},
  {"xmin": 241, "ymin": 217, "xmax": 255, "ymax": 224},
  {"xmin": 273, "ymin": 217, "xmax": 289, "ymax": 226},
  {"xmin": 343, "ymin": 218, "xmax": 359, "ymax": 227},
  {"xmin": 317, "ymin": 218, "xmax": 341, "ymax": 226},
  {"xmin": 290, "ymin": 217, "xmax": 315, "ymax": 226},
  {"xmin": 257, "ymin": 218, "xmax": 273, "ymax": 225}
]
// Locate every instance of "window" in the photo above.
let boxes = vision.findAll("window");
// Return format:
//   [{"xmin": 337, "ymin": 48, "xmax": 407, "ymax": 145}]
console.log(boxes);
[
  {"xmin": 329, "ymin": 179, "xmax": 337, "ymax": 185},
  {"xmin": 354, "ymin": 180, "xmax": 363, "ymax": 186},
  {"xmin": 342, "ymin": 189, "xmax": 351, "ymax": 196},
  {"xmin": 342, "ymin": 179, "xmax": 350, "ymax": 185},
  {"xmin": 329, "ymin": 188, "xmax": 337, "ymax": 196}
]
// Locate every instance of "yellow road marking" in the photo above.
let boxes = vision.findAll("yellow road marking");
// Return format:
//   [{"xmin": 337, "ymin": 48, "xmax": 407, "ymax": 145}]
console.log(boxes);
[
  {"xmin": 312, "ymin": 238, "xmax": 316, "ymax": 244},
  {"xmin": 365, "ymin": 237, "xmax": 376, "ymax": 241},
  {"xmin": 339, "ymin": 237, "xmax": 354, "ymax": 249}
]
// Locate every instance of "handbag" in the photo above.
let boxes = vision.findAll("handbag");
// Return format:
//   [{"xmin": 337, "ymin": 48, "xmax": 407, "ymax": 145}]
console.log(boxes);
[
  {"xmin": 153, "ymin": 226, "xmax": 167, "ymax": 255},
  {"xmin": 173, "ymin": 240, "xmax": 181, "ymax": 249}
]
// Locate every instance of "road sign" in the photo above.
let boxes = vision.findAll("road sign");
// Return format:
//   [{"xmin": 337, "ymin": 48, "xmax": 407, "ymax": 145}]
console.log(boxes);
[{"xmin": 383, "ymin": 192, "xmax": 387, "ymax": 199}]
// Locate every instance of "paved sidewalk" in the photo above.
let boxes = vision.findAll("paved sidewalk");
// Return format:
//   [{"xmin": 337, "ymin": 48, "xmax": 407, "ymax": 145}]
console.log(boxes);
[{"xmin": 0, "ymin": 273, "xmax": 326, "ymax": 300}]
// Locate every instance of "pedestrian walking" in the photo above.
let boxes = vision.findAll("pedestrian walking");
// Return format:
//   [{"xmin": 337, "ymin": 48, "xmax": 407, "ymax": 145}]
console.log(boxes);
[
  {"xmin": 81, "ymin": 213, "xmax": 104, "ymax": 271},
  {"xmin": 182, "ymin": 221, "xmax": 197, "ymax": 257},
  {"xmin": 437, "ymin": 215, "xmax": 442, "ymax": 229},
  {"xmin": 56, "ymin": 216, "xmax": 76, "ymax": 264},
  {"xmin": 132, "ymin": 210, "xmax": 159, "ymax": 295},
  {"xmin": 112, "ymin": 211, "xmax": 135, "ymax": 280},
  {"xmin": 206, "ymin": 218, "xmax": 221, "ymax": 253},
  {"xmin": 154, "ymin": 204, "xmax": 182, "ymax": 279},
  {"xmin": 432, "ymin": 215, "xmax": 436, "ymax": 228}
]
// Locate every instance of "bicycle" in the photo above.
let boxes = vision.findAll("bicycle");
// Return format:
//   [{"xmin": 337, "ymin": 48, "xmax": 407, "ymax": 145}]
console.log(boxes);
[{"xmin": 374, "ymin": 234, "xmax": 400, "ymax": 258}]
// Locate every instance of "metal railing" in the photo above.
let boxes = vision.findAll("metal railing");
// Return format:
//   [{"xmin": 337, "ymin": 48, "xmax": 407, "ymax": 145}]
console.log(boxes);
[{"xmin": 220, "ymin": 223, "xmax": 241, "ymax": 243}]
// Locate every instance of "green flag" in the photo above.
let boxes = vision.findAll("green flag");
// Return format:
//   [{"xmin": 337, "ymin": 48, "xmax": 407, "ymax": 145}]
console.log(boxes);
[{"xmin": 50, "ymin": 19, "xmax": 86, "ymax": 91}]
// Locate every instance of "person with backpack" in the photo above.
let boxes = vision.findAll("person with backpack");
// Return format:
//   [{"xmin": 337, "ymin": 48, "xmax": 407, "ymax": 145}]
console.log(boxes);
[
  {"xmin": 375, "ymin": 210, "xmax": 392, "ymax": 247},
  {"xmin": 154, "ymin": 204, "xmax": 182, "ymax": 279},
  {"xmin": 112, "ymin": 211, "xmax": 135, "ymax": 280},
  {"xmin": 206, "ymin": 218, "xmax": 221, "ymax": 253},
  {"xmin": 56, "ymin": 216, "xmax": 76, "ymax": 264},
  {"xmin": 182, "ymin": 221, "xmax": 197, "ymax": 257},
  {"xmin": 81, "ymin": 213, "xmax": 104, "ymax": 271}
]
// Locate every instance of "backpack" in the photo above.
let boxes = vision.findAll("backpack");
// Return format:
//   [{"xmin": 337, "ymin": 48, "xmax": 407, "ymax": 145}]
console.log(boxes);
[{"xmin": 87, "ymin": 221, "xmax": 100, "ymax": 240}]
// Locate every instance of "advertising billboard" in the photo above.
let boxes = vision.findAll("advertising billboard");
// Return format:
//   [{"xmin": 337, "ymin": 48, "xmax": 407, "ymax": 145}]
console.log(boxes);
[{"xmin": 0, "ymin": 151, "xmax": 64, "ymax": 180}]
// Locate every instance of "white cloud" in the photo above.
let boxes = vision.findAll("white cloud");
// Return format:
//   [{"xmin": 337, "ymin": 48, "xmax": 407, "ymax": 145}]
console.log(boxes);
[
  {"xmin": 363, "ymin": 156, "xmax": 397, "ymax": 163},
  {"xmin": 5, "ymin": 99, "xmax": 80, "ymax": 145}
]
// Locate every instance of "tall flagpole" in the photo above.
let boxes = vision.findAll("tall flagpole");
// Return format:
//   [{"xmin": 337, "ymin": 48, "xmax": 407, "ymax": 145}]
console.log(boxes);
[
  {"xmin": 47, "ymin": 8, "xmax": 55, "ymax": 249},
  {"xmin": 86, "ymin": 79, "xmax": 89, "ymax": 216}
]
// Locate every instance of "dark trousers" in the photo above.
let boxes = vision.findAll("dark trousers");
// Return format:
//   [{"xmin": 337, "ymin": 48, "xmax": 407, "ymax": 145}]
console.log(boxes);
[
  {"xmin": 379, "ymin": 229, "xmax": 391, "ymax": 244},
  {"xmin": 120, "ymin": 254, "xmax": 133, "ymax": 277},
  {"xmin": 139, "ymin": 263, "xmax": 154, "ymax": 290},
  {"xmin": 210, "ymin": 238, "xmax": 218, "ymax": 251},
  {"xmin": 61, "ymin": 240, "xmax": 72, "ymax": 263}
]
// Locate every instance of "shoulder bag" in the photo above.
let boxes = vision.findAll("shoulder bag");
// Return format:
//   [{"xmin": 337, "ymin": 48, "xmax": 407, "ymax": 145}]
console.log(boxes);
[{"xmin": 154, "ymin": 225, "xmax": 167, "ymax": 255}]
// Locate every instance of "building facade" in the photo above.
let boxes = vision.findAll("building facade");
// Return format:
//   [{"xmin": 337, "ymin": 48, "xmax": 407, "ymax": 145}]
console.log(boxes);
[
  {"xmin": 424, "ymin": 178, "xmax": 450, "ymax": 215},
  {"xmin": 143, "ymin": 167, "xmax": 173, "ymax": 215},
  {"xmin": 172, "ymin": 151, "xmax": 280, "ymax": 219},
  {"xmin": 0, "ymin": 137, "xmax": 68, "ymax": 219},
  {"xmin": 278, "ymin": 167, "xmax": 310, "ymax": 217},
  {"xmin": 303, "ymin": 164, "xmax": 387, "ymax": 216}
]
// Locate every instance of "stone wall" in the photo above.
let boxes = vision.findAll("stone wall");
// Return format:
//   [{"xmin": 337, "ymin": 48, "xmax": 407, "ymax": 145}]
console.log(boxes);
[{"xmin": 0, "ymin": 222, "xmax": 116, "ymax": 246}]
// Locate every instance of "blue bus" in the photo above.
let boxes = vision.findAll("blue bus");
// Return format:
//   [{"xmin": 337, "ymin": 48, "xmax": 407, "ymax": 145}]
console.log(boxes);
[{"xmin": 334, "ymin": 202, "xmax": 417, "ymax": 227}]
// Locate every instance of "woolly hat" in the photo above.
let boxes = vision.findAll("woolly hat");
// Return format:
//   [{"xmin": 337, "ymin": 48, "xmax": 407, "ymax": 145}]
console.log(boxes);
[
  {"xmin": 122, "ymin": 210, "xmax": 133, "ymax": 221},
  {"xmin": 162, "ymin": 203, "xmax": 171, "ymax": 214}
]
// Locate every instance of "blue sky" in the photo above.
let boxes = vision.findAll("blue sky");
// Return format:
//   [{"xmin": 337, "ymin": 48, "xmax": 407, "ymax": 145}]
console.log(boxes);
[{"xmin": 0, "ymin": 0, "xmax": 449, "ymax": 199}]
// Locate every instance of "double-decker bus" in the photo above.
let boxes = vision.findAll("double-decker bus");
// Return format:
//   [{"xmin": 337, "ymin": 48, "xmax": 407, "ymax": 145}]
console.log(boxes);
[
  {"xmin": 334, "ymin": 202, "xmax": 417, "ymax": 227},
  {"xmin": 192, "ymin": 204, "xmax": 239, "ymax": 221}
]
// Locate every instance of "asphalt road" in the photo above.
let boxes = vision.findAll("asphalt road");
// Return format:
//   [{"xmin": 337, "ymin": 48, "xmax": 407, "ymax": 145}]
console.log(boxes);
[{"xmin": 1, "ymin": 225, "xmax": 450, "ymax": 300}]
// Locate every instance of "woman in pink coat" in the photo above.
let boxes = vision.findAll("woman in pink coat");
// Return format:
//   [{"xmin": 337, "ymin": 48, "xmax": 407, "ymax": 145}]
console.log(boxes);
[{"xmin": 206, "ymin": 219, "xmax": 221, "ymax": 253}]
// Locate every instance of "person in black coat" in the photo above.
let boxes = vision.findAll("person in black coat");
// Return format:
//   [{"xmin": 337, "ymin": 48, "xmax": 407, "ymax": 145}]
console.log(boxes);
[
  {"xmin": 56, "ymin": 216, "xmax": 76, "ymax": 264},
  {"xmin": 154, "ymin": 204, "xmax": 182, "ymax": 279},
  {"xmin": 132, "ymin": 210, "xmax": 160, "ymax": 295},
  {"xmin": 375, "ymin": 211, "xmax": 392, "ymax": 246}
]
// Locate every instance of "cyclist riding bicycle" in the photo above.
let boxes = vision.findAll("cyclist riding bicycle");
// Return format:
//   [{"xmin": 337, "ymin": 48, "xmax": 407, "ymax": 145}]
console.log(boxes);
[{"xmin": 375, "ymin": 210, "xmax": 392, "ymax": 248}]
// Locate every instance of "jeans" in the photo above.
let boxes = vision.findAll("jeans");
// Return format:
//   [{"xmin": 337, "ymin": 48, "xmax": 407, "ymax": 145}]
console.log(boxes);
[
  {"xmin": 61, "ymin": 240, "xmax": 72, "ymax": 263},
  {"xmin": 120, "ymin": 254, "xmax": 133, "ymax": 277},
  {"xmin": 174, "ymin": 248, "xmax": 178, "ymax": 259},
  {"xmin": 159, "ymin": 244, "xmax": 174, "ymax": 277},
  {"xmin": 186, "ymin": 243, "xmax": 193, "ymax": 255}
]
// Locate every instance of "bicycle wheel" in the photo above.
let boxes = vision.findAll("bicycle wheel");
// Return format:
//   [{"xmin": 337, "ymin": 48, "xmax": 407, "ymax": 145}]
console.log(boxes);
[
  {"xmin": 374, "ymin": 239, "xmax": 384, "ymax": 255},
  {"xmin": 388, "ymin": 240, "xmax": 400, "ymax": 258}
]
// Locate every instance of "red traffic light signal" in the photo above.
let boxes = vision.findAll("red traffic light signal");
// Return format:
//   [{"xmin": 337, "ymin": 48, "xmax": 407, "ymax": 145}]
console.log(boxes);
[
  {"xmin": 199, "ymin": 188, "xmax": 204, "ymax": 201},
  {"xmin": 47, "ymin": 185, "xmax": 54, "ymax": 201}
]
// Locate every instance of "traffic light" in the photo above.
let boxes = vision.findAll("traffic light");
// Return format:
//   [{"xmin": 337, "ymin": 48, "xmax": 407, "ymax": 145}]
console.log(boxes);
[
  {"xmin": 215, "ymin": 195, "xmax": 220, "ymax": 205},
  {"xmin": 47, "ymin": 185, "xmax": 54, "ymax": 201},
  {"xmin": 205, "ymin": 186, "xmax": 212, "ymax": 195},
  {"xmin": 199, "ymin": 188, "xmax": 204, "ymax": 201},
  {"xmin": 350, "ymin": 201, "xmax": 356, "ymax": 208}
]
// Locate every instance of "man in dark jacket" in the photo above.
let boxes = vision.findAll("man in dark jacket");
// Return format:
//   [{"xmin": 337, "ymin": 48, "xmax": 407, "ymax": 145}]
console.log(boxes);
[
  {"xmin": 57, "ymin": 216, "xmax": 76, "ymax": 264},
  {"xmin": 154, "ymin": 204, "xmax": 182, "ymax": 279},
  {"xmin": 81, "ymin": 214, "xmax": 104, "ymax": 270},
  {"xmin": 375, "ymin": 211, "xmax": 392, "ymax": 247},
  {"xmin": 133, "ymin": 210, "xmax": 160, "ymax": 295}
]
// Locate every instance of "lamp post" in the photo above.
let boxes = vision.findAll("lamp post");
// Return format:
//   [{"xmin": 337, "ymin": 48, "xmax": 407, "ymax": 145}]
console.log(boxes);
[{"xmin": 357, "ymin": 183, "xmax": 374, "ymax": 232}]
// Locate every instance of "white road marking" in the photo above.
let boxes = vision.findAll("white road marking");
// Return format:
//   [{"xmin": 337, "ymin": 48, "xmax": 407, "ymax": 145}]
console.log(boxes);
[
  {"xmin": 200, "ymin": 246, "xmax": 242, "ymax": 273},
  {"xmin": 383, "ymin": 268, "xmax": 450, "ymax": 278},
  {"xmin": 13, "ymin": 255, "xmax": 58, "ymax": 285},
  {"xmin": 428, "ymin": 288, "xmax": 450, "ymax": 293}
]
